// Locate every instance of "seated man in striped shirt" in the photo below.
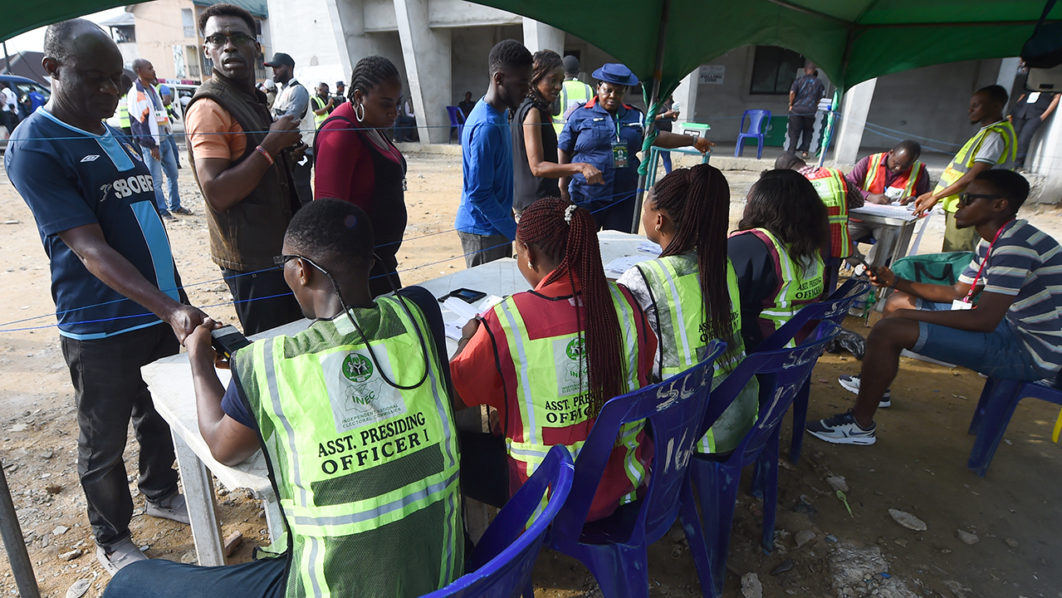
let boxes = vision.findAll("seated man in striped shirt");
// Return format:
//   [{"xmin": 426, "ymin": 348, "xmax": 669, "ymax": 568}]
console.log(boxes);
[{"xmin": 808, "ymin": 169, "xmax": 1062, "ymax": 445}]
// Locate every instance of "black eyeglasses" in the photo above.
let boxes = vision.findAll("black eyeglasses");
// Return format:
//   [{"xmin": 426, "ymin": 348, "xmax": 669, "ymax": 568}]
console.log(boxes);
[
  {"xmin": 204, "ymin": 32, "xmax": 257, "ymax": 47},
  {"xmin": 958, "ymin": 192, "xmax": 1003, "ymax": 207}
]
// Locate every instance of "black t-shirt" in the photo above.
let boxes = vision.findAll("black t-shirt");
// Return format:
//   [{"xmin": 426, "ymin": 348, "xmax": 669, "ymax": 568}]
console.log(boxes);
[
  {"xmin": 728, "ymin": 232, "xmax": 780, "ymax": 350},
  {"xmin": 511, "ymin": 97, "xmax": 561, "ymax": 212}
]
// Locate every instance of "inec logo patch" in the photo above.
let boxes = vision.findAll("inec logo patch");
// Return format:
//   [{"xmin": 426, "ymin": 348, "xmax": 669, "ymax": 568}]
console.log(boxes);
[
  {"xmin": 342, "ymin": 353, "xmax": 373, "ymax": 383},
  {"xmin": 322, "ymin": 349, "xmax": 406, "ymax": 433},
  {"xmin": 565, "ymin": 338, "xmax": 585, "ymax": 361}
]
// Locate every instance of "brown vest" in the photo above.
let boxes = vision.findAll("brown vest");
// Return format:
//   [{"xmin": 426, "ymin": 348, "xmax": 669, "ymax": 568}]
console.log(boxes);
[{"xmin": 187, "ymin": 75, "xmax": 299, "ymax": 271}]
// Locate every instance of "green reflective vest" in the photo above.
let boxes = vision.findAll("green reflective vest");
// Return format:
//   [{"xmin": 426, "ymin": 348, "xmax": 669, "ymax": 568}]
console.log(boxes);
[
  {"xmin": 231, "ymin": 295, "xmax": 463, "ymax": 596},
  {"xmin": 743, "ymin": 227, "xmax": 825, "ymax": 347},
  {"xmin": 553, "ymin": 79, "xmax": 593, "ymax": 134},
  {"xmin": 936, "ymin": 120, "xmax": 1016, "ymax": 213},
  {"xmin": 633, "ymin": 254, "xmax": 758, "ymax": 453},
  {"xmin": 312, "ymin": 95, "xmax": 328, "ymax": 128},
  {"xmin": 492, "ymin": 282, "xmax": 646, "ymax": 503},
  {"xmin": 117, "ymin": 101, "xmax": 130, "ymax": 129}
]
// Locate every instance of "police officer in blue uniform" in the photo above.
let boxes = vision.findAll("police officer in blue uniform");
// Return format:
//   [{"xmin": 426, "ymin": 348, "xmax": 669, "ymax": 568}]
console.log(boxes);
[{"xmin": 558, "ymin": 63, "xmax": 711, "ymax": 232}]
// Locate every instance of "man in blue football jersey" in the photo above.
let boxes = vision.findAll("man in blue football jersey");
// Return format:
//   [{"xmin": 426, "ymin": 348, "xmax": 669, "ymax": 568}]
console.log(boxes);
[{"xmin": 4, "ymin": 19, "xmax": 209, "ymax": 575}]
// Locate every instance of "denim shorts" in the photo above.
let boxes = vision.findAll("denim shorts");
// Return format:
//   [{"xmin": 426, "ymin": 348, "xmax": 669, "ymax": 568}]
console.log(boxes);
[{"xmin": 912, "ymin": 299, "xmax": 1047, "ymax": 381}]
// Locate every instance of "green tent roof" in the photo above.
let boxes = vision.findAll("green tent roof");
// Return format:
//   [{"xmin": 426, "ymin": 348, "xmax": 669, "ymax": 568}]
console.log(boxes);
[
  {"xmin": 0, "ymin": 0, "xmax": 267, "ymax": 44},
  {"xmin": 472, "ymin": 0, "xmax": 1061, "ymax": 92}
]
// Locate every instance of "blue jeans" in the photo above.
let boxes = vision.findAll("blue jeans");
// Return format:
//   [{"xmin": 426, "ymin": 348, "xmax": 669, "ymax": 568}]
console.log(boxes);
[
  {"xmin": 166, "ymin": 134, "xmax": 180, "ymax": 167},
  {"xmin": 141, "ymin": 136, "xmax": 181, "ymax": 212},
  {"xmin": 660, "ymin": 150, "xmax": 672, "ymax": 174},
  {"xmin": 103, "ymin": 556, "xmax": 287, "ymax": 597},
  {"xmin": 913, "ymin": 299, "xmax": 1048, "ymax": 381}
]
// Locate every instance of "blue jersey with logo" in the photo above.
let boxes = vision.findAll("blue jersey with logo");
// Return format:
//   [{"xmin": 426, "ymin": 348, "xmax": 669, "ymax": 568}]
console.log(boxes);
[{"xmin": 4, "ymin": 109, "xmax": 180, "ymax": 339}]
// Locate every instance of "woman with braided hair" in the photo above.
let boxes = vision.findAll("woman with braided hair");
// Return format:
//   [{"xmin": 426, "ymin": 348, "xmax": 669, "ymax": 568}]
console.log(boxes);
[
  {"xmin": 314, "ymin": 55, "xmax": 407, "ymax": 296},
  {"xmin": 729, "ymin": 169, "xmax": 828, "ymax": 350},
  {"xmin": 512, "ymin": 50, "xmax": 603, "ymax": 218},
  {"xmin": 450, "ymin": 197, "xmax": 657, "ymax": 520},
  {"xmin": 618, "ymin": 164, "xmax": 757, "ymax": 454}
]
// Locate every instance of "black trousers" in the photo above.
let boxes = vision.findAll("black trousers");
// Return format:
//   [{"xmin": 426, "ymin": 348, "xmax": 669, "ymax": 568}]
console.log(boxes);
[
  {"xmin": 787, "ymin": 114, "xmax": 816, "ymax": 153},
  {"xmin": 1012, "ymin": 114, "xmax": 1044, "ymax": 168},
  {"xmin": 292, "ymin": 157, "xmax": 313, "ymax": 207},
  {"xmin": 222, "ymin": 267, "xmax": 303, "ymax": 336},
  {"xmin": 61, "ymin": 324, "xmax": 180, "ymax": 549},
  {"xmin": 458, "ymin": 431, "xmax": 509, "ymax": 509}
]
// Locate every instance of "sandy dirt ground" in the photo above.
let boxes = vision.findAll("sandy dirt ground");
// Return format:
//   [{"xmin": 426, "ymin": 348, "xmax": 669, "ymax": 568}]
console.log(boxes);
[{"xmin": 0, "ymin": 149, "xmax": 1060, "ymax": 598}]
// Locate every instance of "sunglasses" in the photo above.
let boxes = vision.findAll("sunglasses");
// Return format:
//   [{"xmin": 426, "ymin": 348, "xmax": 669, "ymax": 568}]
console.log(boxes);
[
  {"xmin": 957, "ymin": 192, "xmax": 1003, "ymax": 207},
  {"xmin": 204, "ymin": 32, "xmax": 257, "ymax": 47}
]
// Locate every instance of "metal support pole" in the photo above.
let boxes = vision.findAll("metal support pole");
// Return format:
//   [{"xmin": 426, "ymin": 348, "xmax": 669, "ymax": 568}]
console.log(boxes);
[
  {"xmin": 631, "ymin": 0, "xmax": 671, "ymax": 234},
  {"xmin": 0, "ymin": 461, "xmax": 40, "ymax": 598}
]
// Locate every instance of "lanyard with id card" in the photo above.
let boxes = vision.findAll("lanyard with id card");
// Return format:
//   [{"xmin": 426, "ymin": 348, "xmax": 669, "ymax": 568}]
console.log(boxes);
[
  {"xmin": 953, "ymin": 220, "xmax": 1013, "ymax": 311},
  {"xmin": 610, "ymin": 115, "xmax": 628, "ymax": 168}
]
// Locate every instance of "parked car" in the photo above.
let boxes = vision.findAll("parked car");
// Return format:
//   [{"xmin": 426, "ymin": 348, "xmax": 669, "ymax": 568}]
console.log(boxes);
[{"xmin": 0, "ymin": 74, "xmax": 51, "ymax": 150}]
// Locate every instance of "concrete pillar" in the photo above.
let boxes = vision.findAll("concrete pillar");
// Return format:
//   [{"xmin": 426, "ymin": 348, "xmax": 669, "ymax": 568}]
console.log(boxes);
[
  {"xmin": 325, "ymin": 0, "xmax": 354, "ymax": 78},
  {"xmin": 672, "ymin": 70, "xmax": 698, "ymax": 126},
  {"xmin": 521, "ymin": 18, "xmax": 565, "ymax": 54},
  {"xmin": 394, "ymin": 0, "xmax": 452, "ymax": 144},
  {"xmin": 1028, "ymin": 107, "xmax": 1061, "ymax": 203},
  {"xmin": 832, "ymin": 78, "xmax": 877, "ymax": 166},
  {"xmin": 996, "ymin": 57, "xmax": 1022, "ymax": 112}
]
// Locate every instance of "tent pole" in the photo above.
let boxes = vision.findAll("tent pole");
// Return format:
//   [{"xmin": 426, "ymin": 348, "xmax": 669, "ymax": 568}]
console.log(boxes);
[
  {"xmin": 0, "ymin": 461, "xmax": 39, "ymax": 598},
  {"xmin": 631, "ymin": 0, "xmax": 671, "ymax": 235}
]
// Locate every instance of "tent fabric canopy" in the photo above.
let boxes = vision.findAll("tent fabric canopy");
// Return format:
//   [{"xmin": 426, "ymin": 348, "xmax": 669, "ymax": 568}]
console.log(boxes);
[{"xmin": 471, "ymin": 0, "xmax": 1061, "ymax": 93}]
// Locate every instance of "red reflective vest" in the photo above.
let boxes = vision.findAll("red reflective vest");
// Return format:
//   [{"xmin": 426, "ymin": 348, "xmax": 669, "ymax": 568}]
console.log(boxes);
[
  {"xmin": 804, "ymin": 166, "xmax": 850, "ymax": 259},
  {"xmin": 863, "ymin": 152, "xmax": 925, "ymax": 198}
]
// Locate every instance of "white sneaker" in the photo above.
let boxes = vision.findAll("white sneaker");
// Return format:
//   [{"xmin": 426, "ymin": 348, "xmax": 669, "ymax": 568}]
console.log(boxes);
[
  {"xmin": 807, "ymin": 412, "xmax": 877, "ymax": 446},
  {"xmin": 96, "ymin": 538, "xmax": 148, "ymax": 576},
  {"xmin": 145, "ymin": 492, "xmax": 190, "ymax": 525},
  {"xmin": 838, "ymin": 375, "xmax": 891, "ymax": 408}
]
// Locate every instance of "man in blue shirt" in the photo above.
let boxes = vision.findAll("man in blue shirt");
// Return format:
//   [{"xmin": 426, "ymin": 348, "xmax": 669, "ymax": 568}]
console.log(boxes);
[
  {"xmin": 4, "ymin": 19, "xmax": 209, "ymax": 575},
  {"xmin": 808, "ymin": 170, "xmax": 1062, "ymax": 446},
  {"xmin": 454, "ymin": 39, "xmax": 532, "ymax": 267}
]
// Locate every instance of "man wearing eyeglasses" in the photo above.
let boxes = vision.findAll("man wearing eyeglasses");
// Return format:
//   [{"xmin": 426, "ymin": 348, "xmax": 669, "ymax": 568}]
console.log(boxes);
[
  {"xmin": 103, "ymin": 199, "xmax": 464, "ymax": 597},
  {"xmin": 808, "ymin": 170, "xmax": 1062, "ymax": 446},
  {"xmin": 184, "ymin": 3, "xmax": 304, "ymax": 335}
]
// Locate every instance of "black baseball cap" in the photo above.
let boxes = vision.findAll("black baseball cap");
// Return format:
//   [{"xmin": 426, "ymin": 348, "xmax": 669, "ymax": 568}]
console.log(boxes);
[{"xmin": 264, "ymin": 52, "xmax": 295, "ymax": 68}]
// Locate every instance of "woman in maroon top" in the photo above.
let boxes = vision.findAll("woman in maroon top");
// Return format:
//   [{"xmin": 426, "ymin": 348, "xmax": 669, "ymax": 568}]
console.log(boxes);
[{"xmin": 315, "ymin": 56, "xmax": 407, "ymax": 297}]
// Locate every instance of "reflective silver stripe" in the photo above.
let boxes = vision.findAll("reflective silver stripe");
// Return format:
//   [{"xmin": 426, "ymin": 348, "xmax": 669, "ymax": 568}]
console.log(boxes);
[
  {"xmin": 307, "ymin": 536, "xmax": 323, "ymax": 597},
  {"xmin": 263, "ymin": 341, "xmax": 308, "ymax": 510},
  {"xmin": 263, "ymin": 339, "xmax": 320, "ymax": 593},
  {"xmin": 499, "ymin": 299, "xmax": 538, "ymax": 446},
  {"xmin": 291, "ymin": 471, "xmax": 460, "ymax": 528},
  {"xmin": 610, "ymin": 284, "xmax": 639, "ymax": 390},
  {"xmin": 656, "ymin": 262, "xmax": 693, "ymax": 366}
]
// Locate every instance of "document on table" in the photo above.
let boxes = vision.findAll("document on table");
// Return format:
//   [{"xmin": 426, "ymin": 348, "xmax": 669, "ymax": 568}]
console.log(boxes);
[
  {"xmin": 442, "ymin": 295, "xmax": 503, "ymax": 340},
  {"xmin": 638, "ymin": 241, "xmax": 662, "ymax": 254},
  {"xmin": 604, "ymin": 254, "xmax": 655, "ymax": 277},
  {"xmin": 851, "ymin": 203, "xmax": 918, "ymax": 221}
]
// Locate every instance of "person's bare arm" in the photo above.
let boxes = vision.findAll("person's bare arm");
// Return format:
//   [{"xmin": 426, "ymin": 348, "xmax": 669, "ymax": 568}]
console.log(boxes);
[
  {"xmin": 558, "ymin": 148, "xmax": 573, "ymax": 202},
  {"xmin": 194, "ymin": 115, "xmax": 301, "ymax": 212},
  {"xmin": 912, "ymin": 161, "xmax": 992, "ymax": 216},
  {"xmin": 789, "ymin": 90, "xmax": 796, "ymax": 112},
  {"xmin": 187, "ymin": 320, "xmax": 260, "ymax": 466},
  {"xmin": 523, "ymin": 109, "xmax": 602, "ymax": 183},
  {"xmin": 652, "ymin": 131, "xmax": 712, "ymax": 152},
  {"xmin": 56, "ymin": 225, "xmax": 207, "ymax": 343},
  {"xmin": 870, "ymin": 266, "xmax": 972, "ymax": 304},
  {"xmin": 1042, "ymin": 94, "xmax": 1060, "ymax": 121}
]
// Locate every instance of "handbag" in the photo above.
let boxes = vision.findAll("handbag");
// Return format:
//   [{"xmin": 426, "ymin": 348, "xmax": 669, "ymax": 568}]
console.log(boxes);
[{"xmin": 1022, "ymin": 0, "xmax": 1062, "ymax": 69}]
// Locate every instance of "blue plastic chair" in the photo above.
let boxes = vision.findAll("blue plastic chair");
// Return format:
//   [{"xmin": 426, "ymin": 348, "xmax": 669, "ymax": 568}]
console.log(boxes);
[
  {"xmin": 548, "ymin": 342, "xmax": 726, "ymax": 598},
  {"xmin": 966, "ymin": 377, "xmax": 1062, "ymax": 477},
  {"xmin": 689, "ymin": 322, "xmax": 840, "ymax": 596},
  {"xmin": 425, "ymin": 445, "xmax": 574, "ymax": 598},
  {"xmin": 754, "ymin": 279, "xmax": 871, "ymax": 463},
  {"xmin": 734, "ymin": 110, "xmax": 771, "ymax": 159},
  {"xmin": 446, "ymin": 106, "xmax": 464, "ymax": 143}
]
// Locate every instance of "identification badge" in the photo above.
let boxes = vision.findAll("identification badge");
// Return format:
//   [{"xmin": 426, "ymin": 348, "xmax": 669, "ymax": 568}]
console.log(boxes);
[
  {"xmin": 951, "ymin": 300, "xmax": 973, "ymax": 311},
  {"xmin": 611, "ymin": 141, "xmax": 628, "ymax": 168}
]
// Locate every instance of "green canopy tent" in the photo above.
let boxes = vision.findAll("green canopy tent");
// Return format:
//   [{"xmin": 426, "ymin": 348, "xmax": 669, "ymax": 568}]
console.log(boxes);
[{"xmin": 469, "ymin": 0, "xmax": 1061, "ymax": 229}]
